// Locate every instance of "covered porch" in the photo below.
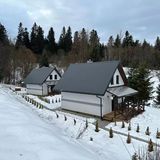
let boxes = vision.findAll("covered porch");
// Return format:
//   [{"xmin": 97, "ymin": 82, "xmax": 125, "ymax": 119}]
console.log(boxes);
[{"xmin": 103, "ymin": 86, "xmax": 145, "ymax": 122}]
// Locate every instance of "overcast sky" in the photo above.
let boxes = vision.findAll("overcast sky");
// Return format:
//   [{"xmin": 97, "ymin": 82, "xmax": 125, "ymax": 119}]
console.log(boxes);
[{"xmin": 0, "ymin": 0, "xmax": 160, "ymax": 44}]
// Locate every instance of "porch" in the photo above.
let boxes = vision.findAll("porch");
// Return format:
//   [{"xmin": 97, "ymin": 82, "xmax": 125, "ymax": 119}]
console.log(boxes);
[
  {"xmin": 103, "ymin": 101, "xmax": 145, "ymax": 122},
  {"xmin": 104, "ymin": 86, "xmax": 144, "ymax": 122}
]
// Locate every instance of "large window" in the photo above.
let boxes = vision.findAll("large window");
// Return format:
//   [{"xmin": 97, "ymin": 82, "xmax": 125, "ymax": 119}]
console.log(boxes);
[
  {"xmin": 54, "ymin": 74, "xmax": 57, "ymax": 80},
  {"xmin": 111, "ymin": 77, "xmax": 114, "ymax": 85},
  {"xmin": 116, "ymin": 75, "xmax": 119, "ymax": 84},
  {"xmin": 49, "ymin": 75, "xmax": 53, "ymax": 80}
]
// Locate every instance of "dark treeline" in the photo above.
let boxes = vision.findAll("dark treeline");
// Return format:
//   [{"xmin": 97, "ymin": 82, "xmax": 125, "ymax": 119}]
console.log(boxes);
[{"xmin": 1, "ymin": 22, "xmax": 160, "ymax": 83}]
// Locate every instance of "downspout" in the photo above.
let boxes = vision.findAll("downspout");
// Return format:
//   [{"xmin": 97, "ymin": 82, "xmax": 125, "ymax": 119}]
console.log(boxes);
[{"xmin": 96, "ymin": 95, "xmax": 103, "ymax": 120}]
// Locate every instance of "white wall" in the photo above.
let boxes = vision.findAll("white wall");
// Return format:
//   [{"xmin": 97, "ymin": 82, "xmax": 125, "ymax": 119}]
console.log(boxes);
[
  {"xmin": 46, "ymin": 70, "xmax": 61, "ymax": 81},
  {"xmin": 102, "ymin": 92, "xmax": 112, "ymax": 114},
  {"xmin": 109, "ymin": 69, "xmax": 124, "ymax": 87},
  {"xmin": 61, "ymin": 92, "xmax": 101, "ymax": 116},
  {"xmin": 61, "ymin": 92, "xmax": 112, "ymax": 117},
  {"xmin": 42, "ymin": 83, "xmax": 48, "ymax": 95},
  {"xmin": 26, "ymin": 84, "xmax": 43, "ymax": 95}
]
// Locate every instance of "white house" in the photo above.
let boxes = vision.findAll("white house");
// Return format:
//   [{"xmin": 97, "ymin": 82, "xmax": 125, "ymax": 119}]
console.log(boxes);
[
  {"xmin": 24, "ymin": 67, "xmax": 61, "ymax": 96},
  {"xmin": 54, "ymin": 61, "xmax": 137, "ymax": 119}
]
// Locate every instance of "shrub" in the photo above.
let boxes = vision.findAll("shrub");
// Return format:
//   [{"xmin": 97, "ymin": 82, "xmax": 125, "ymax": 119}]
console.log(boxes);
[
  {"xmin": 148, "ymin": 139, "xmax": 154, "ymax": 152},
  {"xmin": 126, "ymin": 133, "xmax": 131, "ymax": 144},
  {"xmin": 136, "ymin": 124, "xmax": 140, "ymax": 133},
  {"xmin": 95, "ymin": 120, "xmax": 99, "ymax": 132},
  {"xmin": 109, "ymin": 127, "xmax": 113, "ymax": 138},
  {"xmin": 74, "ymin": 119, "xmax": 76, "ymax": 125},
  {"xmin": 145, "ymin": 126, "xmax": 150, "ymax": 136},
  {"xmin": 121, "ymin": 121, "xmax": 125, "ymax": 128},
  {"xmin": 128, "ymin": 122, "xmax": 131, "ymax": 131},
  {"xmin": 64, "ymin": 115, "xmax": 67, "ymax": 121},
  {"xmin": 85, "ymin": 119, "xmax": 88, "ymax": 128}
]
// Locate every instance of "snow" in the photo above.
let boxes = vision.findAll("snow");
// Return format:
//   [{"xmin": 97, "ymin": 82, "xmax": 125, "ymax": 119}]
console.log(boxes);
[
  {"xmin": 0, "ymin": 85, "xmax": 148, "ymax": 160},
  {"xmin": 106, "ymin": 69, "xmax": 160, "ymax": 146},
  {"xmin": 0, "ymin": 85, "xmax": 98, "ymax": 160}
]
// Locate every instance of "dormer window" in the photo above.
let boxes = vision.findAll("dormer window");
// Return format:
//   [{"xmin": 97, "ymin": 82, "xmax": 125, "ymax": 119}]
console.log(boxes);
[
  {"xmin": 111, "ymin": 77, "xmax": 114, "ymax": 85},
  {"xmin": 49, "ymin": 75, "xmax": 53, "ymax": 80},
  {"xmin": 54, "ymin": 75, "xmax": 57, "ymax": 80},
  {"xmin": 116, "ymin": 75, "xmax": 119, "ymax": 84}
]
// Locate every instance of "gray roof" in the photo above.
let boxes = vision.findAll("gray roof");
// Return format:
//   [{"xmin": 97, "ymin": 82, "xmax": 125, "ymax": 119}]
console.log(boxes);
[
  {"xmin": 24, "ymin": 67, "xmax": 55, "ymax": 84},
  {"xmin": 107, "ymin": 86, "xmax": 138, "ymax": 97},
  {"xmin": 54, "ymin": 61, "xmax": 121, "ymax": 95}
]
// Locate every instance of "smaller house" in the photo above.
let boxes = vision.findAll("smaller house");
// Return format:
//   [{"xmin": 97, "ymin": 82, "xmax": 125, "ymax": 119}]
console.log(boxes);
[{"xmin": 24, "ymin": 67, "xmax": 61, "ymax": 95}]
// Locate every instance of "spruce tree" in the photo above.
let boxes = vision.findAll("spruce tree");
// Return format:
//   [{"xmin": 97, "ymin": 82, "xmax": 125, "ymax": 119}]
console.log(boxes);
[
  {"xmin": 128, "ymin": 63, "xmax": 153, "ymax": 103},
  {"xmin": 15, "ymin": 22, "xmax": 24, "ymax": 48},
  {"xmin": 39, "ymin": 50, "xmax": 49, "ymax": 67},
  {"xmin": 0, "ymin": 23, "xmax": 9, "ymax": 44},
  {"xmin": 23, "ymin": 27, "xmax": 30, "ymax": 48},
  {"xmin": 46, "ymin": 27, "xmax": 56, "ymax": 54},
  {"xmin": 30, "ymin": 23, "xmax": 44, "ymax": 54},
  {"xmin": 122, "ymin": 31, "xmax": 134, "ymax": 47},
  {"xmin": 155, "ymin": 36, "xmax": 160, "ymax": 51},
  {"xmin": 58, "ymin": 26, "xmax": 66, "ymax": 52},
  {"xmin": 114, "ymin": 34, "xmax": 121, "ymax": 47},
  {"xmin": 89, "ymin": 29, "xmax": 100, "ymax": 61},
  {"xmin": 65, "ymin": 26, "xmax": 72, "ymax": 52}
]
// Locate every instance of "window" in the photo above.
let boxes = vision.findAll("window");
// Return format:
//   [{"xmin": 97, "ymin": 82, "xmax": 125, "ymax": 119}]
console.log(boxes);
[
  {"xmin": 116, "ymin": 75, "xmax": 119, "ymax": 84},
  {"xmin": 49, "ymin": 75, "xmax": 53, "ymax": 80},
  {"xmin": 111, "ymin": 77, "xmax": 114, "ymax": 85},
  {"xmin": 54, "ymin": 74, "xmax": 57, "ymax": 80}
]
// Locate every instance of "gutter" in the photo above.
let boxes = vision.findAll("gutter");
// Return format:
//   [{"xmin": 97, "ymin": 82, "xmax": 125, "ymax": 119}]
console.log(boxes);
[{"xmin": 96, "ymin": 95, "xmax": 103, "ymax": 120}]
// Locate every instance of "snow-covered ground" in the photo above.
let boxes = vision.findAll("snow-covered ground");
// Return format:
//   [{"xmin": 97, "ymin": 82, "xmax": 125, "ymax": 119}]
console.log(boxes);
[
  {"xmin": 0, "ymin": 85, "xmax": 147, "ymax": 160},
  {"xmin": 106, "ymin": 69, "xmax": 160, "ymax": 146}
]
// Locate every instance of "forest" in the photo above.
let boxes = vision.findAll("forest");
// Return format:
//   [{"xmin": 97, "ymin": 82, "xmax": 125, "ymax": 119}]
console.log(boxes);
[{"xmin": 0, "ymin": 22, "xmax": 160, "ymax": 83}]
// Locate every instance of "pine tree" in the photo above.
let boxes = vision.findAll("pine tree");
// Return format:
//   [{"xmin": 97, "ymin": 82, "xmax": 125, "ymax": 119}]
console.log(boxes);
[
  {"xmin": 39, "ymin": 49, "xmax": 49, "ymax": 67},
  {"xmin": 71, "ymin": 31, "xmax": 80, "ymax": 57},
  {"xmin": 58, "ymin": 26, "xmax": 66, "ymax": 52},
  {"xmin": 0, "ymin": 23, "xmax": 9, "ymax": 44},
  {"xmin": 23, "ymin": 27, "xmax": 30, "ymax": 48},
  {"xmin": 79, "ymin": 28, "xmax": 89, "ymax": 61},
  {"xmin": 30, "ymin": 23, "xmax": 44, "ymax": 54},
  {"xmin": 65, "ymin": 26, "xmax": 72, "ymax": 52},
  {"xmin": 128, "ymin": 63, "xmax": 153, "ymax": 103},
  {"xmin": 46, "ymin": 27, "xmax": 56, "ymax": 54},
  {"xmin": 122, "ymin": 31, "xmax": 134, "ymax": 47},
  {"xmin": 155, "ymin": 36, "xmax": 160, "ymax": 51},
  {"xmin": 114, "ymin": 34, "xmax": 121, "ymax": 47},
  {"xmin": 15, "ymin": 22, "xmax": 24, "ymax": 48},
  {"xmin": 89, "ymin": 29, "xmax": 100, "ymax": 61},
  {"xmin": 154, "ymin": 84, "xmax": 160, "ymax": 106}
]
